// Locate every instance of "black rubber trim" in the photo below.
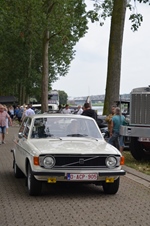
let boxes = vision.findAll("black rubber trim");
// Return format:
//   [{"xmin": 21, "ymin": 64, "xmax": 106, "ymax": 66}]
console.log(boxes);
[
  {"xmin": 32, "ymin": 170, "xmax": 126, "ymax": 177},
  {"xmin": 98, "ymin": 170, "xmax": 126, "ymax": 176},
  {"xmin": 32, "ymin": 171, "xmax": 65, "ymax": 176}
]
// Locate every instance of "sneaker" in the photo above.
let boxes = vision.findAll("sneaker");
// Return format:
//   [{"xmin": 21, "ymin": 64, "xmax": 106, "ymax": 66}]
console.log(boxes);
[{"xmin": 2, "ymin": 141, "xmax": 6, "ymax": 144}]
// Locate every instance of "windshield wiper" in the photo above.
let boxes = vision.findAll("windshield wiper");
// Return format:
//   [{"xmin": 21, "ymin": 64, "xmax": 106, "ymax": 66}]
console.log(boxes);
[
  {"xmin": 80, "ymin": 134, "xmax": 98, "ymax": 141},
  {"xmin": 67, "ymin": 133, "xmax": 86, "ymax": 137},
  {"xmin": 67, "ymin": 134, "xmax": 98, "ymax": 141},
  {"xmin": 46, "ymin": 134, "xmax": 62, "ymax": 140}
]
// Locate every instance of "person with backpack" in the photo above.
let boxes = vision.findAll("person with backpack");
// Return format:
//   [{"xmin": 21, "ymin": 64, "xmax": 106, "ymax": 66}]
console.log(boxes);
[{"xmin": 108, "ymin": 107, "xmax": 127, "ymax": 153}]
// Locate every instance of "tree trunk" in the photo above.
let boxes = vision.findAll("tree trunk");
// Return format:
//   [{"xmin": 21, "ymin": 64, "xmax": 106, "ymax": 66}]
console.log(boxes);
[
  {"xmin": 25, "ymin": 49, "xmax": 32, "ymax": 104},
  {"xmin": 41, "ymin": 30, "xmax": 49, "ymax": 113},
  {"xmin": 103, "ymin": 0, "xmax": 127, "ymax": 115}
]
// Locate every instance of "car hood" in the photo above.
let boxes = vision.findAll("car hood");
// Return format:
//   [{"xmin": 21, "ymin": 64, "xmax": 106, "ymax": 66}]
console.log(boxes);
[{"xmin": 28, "ymin": 138, "xmax": 120, "ymax": 155}]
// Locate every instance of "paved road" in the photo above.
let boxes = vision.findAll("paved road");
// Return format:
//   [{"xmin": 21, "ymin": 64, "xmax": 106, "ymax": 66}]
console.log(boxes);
[{"xmin": 0, "ymin": 125, "xmax": 150, "ymax": 226}]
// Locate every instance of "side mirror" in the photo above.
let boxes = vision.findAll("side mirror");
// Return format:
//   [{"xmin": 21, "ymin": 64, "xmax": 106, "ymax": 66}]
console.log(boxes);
[
  {"xmin": 18, "ymin": 132, "xmax": 24, "ymax": 139},
  {"xmin": 101, "ymin": 133, "xmax": 105, "ymax": 137}
]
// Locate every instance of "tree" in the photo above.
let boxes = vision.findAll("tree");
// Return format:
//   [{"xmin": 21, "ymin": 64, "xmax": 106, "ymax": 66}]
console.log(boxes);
[
  {"xmin": 0, "ymin": 0, "xmax": 89, "ymax": 109},
  {"xmin": 103, "ymin": 0, "xmax": 127, "ymax": 114},
  {"xmin": 41, "ymin": 0, "xmax": 89, "ymax": 112},
  {"xmin": 91, "ymin": 0, "xmax": 150, "ymax": 115},
  {"xmin": 0, "ymin": 0, "xmax": 44, "ymax": 103},
  {"xmin": 59, "ymin": 90, "xmax": 68, "ymax": 105}
]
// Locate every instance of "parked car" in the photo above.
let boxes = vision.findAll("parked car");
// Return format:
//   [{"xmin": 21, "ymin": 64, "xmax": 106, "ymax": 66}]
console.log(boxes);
[
  {"xmin": 96, "ymin": 115, "xmax": 107, "ymax": 129},
  {"xmin": 11, "ymin": 114, "xmax": 126, "ymax": 196}
]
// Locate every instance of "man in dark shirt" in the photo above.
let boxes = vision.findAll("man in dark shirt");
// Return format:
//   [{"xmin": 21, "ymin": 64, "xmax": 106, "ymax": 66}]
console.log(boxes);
[{"xmin": 81, "ymin": 103, "xmax": 97, "ymax": 121}]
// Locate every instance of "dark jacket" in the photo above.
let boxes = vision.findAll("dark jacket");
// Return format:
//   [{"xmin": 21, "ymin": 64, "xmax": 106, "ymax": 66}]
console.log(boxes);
[{"xmin": 82, "ymin": 109, "xmax": 97, "ymax": 121}]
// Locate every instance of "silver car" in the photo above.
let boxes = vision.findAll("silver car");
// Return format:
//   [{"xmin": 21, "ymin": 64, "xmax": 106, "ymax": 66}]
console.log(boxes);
[{"xmin": 12, "ymin": 114, "xmax": 126, "ymax": 196}]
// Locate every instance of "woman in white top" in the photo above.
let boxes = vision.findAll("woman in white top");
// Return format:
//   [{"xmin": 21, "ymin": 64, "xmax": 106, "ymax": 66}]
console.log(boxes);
[{"xmin": 3, "ymin": 105, "xmax": 9, "ymax": 134}]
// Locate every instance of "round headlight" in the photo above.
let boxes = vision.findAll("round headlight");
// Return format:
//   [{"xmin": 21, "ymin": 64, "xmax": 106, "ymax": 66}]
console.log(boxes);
[
  {"xmin": 105, "ymin": 156, "xmax": 117, "ymax": 168},
  {"xmin": 43, "ymin": 156, "xmax": 55, "ymax": 168}
]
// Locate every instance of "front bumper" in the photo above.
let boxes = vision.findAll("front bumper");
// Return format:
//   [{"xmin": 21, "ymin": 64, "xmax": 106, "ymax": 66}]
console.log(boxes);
[{"xmin": 32, "ymin": 169, "xmax": 126, "ymax": 182}]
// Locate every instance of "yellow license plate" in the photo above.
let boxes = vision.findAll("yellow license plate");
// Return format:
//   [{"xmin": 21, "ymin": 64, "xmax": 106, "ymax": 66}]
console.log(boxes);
[
  {"xmin": 105, "ymin": 177, "xmax": 114, "ymax": 183},
  {"xmin": 47, "ymin": 178, "xmax": 56, "ymax": 183}
]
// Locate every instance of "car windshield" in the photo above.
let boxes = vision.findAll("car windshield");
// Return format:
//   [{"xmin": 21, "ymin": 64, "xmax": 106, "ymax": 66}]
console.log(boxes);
[{"xmin": 30, "ymin": 116, "xmax": 102, "ymax": 139}]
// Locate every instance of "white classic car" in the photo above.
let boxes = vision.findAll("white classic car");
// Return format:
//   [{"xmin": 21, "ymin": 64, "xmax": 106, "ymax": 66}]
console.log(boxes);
[{"xmin": 11, "ymin": 114, "xmax": 126, "ymax": 196}]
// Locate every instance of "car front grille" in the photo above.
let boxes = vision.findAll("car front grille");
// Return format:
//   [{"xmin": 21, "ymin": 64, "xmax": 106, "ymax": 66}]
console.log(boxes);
[
  {"xmin": 40, "ymin": 154, "xmax": 113, "ymax": 169},
  {"xmin": 131, "ymin": 92, "xmax": 150, "ymax": 125}
]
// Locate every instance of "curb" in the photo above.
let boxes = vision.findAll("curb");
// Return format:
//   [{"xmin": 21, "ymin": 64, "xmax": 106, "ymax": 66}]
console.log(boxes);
[
  {"xmin": 123, "ymin": 165, "xmax": 150, "ymax": 188},
  {"xmin": 123, "ymin": 165, "xmax": 150, "ymax": 182}
]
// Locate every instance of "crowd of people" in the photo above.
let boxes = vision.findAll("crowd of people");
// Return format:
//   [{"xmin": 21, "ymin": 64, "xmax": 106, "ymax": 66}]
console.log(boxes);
[
  {"xmin": 0, "ymin": 103, "xmax": 36, "ymax": 144},
  {"xmin": 61, "ymin": 103, "xmax": 97, "ymax": 120}
]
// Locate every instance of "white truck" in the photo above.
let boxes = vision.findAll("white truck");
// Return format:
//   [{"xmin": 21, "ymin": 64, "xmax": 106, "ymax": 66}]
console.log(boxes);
[
  {"xmin": 48, "ymin": 90, "xmax": 59, "ymax": 106},
  {"xmin": 32, "ymin": 103, "xmax": 58, "ymax": 113},
  {"xmin": 120, "ymin": 86, "xmax": 150, "ymax": 160}
]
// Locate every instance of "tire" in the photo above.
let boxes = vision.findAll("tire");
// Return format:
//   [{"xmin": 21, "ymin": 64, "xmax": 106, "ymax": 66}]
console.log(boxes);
[
  {"xmin": 129, "ymin": 137, "xmax": 145, "ymax": 160},
  {"xmin": 27, "ymin": 164, "xmax": 42, "ymax": 196},
  {"xmin": 102, "ymin": 177, "xmax": 120, "ymax": 195},
  {"xmin": 14, "ymin": 159, "xmax": 24, "ymax": 178}
]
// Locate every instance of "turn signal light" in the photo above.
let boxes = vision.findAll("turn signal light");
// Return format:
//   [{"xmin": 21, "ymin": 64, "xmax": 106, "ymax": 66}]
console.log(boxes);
[
  {"xmin": 120, "ymin": 156, "xmax": 125, "ymax": 165},
  {"xmin": 33, "ymin": 156, "xmax": 39, "ymax": 165}
]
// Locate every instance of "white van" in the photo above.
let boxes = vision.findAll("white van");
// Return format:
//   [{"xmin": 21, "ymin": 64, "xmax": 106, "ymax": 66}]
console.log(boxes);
[{"xmin": 32, "ymin": 104, "xmax": 58, "ymax": 113}]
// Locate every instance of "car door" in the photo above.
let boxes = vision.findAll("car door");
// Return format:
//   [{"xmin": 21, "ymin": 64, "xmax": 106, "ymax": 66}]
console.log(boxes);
[{"xmin": 15, "ymin": 117, "xmax": 32, "ymax": 174}]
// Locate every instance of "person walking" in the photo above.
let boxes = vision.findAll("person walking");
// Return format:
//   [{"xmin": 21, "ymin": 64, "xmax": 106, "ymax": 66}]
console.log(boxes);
[
  {"xmin": 0, "ymin": 104, "xmax": 12, "ymax": 144},
  {"xmin": 76, "ymin": 105, "xmax": 83, "ymax": 115},
  {"xmin": 81, "ymin": 103, "xmax": 97, "ymax": 121},
  {"xmin": 17, "ymin": 105, "xmax": 24, "ymax": 125},
  {"xmin": 62, "ymin": 104, "xmax": 71, "ymax": 114},
  {"xmin": 25, "ymin": 104, "xmax": 35, "ymax": 117},
  {"xmin": 8, "ymin": 105, "xmax": 15, "ymax": 120},
  {"xmin": 108, "ymin": 107, "xmax": 127, "ymax": 153},
  {"xmin": 3, "ymin": 105, "xmax": 9, "ymax": 134},
  {"xmin": 105, "ymin": 105, "xmax": 116, "ymax": 137}
]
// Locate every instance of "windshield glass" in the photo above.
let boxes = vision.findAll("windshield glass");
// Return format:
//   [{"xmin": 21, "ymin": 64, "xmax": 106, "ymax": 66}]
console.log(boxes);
[{"xmin": 31, "ymin": 116, "xmax": 102, "ymax": 139}]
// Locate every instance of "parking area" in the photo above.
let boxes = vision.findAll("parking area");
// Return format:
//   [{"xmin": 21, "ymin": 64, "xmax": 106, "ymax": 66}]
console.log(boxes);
[{"xmin": 0, "ymin": 125, "xmax": 150, "ymax": 226}]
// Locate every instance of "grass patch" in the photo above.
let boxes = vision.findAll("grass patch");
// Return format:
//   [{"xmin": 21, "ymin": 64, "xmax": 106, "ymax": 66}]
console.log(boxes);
[{"xmin": 123, "ymin": 151, "xmax": 150, "ymax": 175}]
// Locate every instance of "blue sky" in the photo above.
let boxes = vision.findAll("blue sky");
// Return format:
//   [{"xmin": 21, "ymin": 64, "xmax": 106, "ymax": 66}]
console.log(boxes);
[{"xmin": 53, "ymin": 1, "xmax": 150, "ymax": 98}]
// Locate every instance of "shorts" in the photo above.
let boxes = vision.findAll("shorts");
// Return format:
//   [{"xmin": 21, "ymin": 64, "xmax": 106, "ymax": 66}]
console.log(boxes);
[
  {"xmin": 0, "ymin": 126, "xmax": 6, "ymax": 134},
  {"xmin": 108, "ymin": 131, "xmax": 124, "ymax": 147}
]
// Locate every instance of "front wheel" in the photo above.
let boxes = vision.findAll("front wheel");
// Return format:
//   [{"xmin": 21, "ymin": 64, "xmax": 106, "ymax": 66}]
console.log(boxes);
[
  {"xmin": 102, "ymin": 177, "xmax": 120, "ymax": 194},
  {"xmin": 27, "ymin": 164, "xmax": 42, "ymax": 196}
]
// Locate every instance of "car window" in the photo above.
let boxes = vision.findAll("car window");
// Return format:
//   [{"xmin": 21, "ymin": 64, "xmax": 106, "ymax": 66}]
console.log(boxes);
[
  {"xmin": 19, "ymin": 117, "xmax": 32, "ymax": 138},
  {"xmin": 30, "ymin": 117, "xmax": 102, "ymax": 139},
  {"xmin": 19, "ymin": 117, "xmax": 28, "ymax": 133},
  {"xmin": 24, "ymin": 118, "xmax": 31, "ymax": 138}
]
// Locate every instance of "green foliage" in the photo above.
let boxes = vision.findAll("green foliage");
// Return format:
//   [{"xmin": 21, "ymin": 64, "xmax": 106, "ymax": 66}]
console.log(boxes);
[
  {"xmin": 0, "ymin": 0, "xmax": 44, "ymax": 99},
  {"xmin": 0, "ymin": 0, "xmax": 88, "ymax": 103},
  {"xmin": 91, "ymin": 0, "xmax": 150, "ymax": 31},
  {"xmin": 137, "ymin": 0, "xmax": 150, "ymax": 4},
  {"xmin": 123, "ymin": 152, "xmax": 150, "ymax": 175},
  {"xmin": 129, "ymin": 13, "xmax": 143, "ymax": 31},
  {"xmin": 59, "ymin": 90, "xmax": 68, "ymax": 105}
]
